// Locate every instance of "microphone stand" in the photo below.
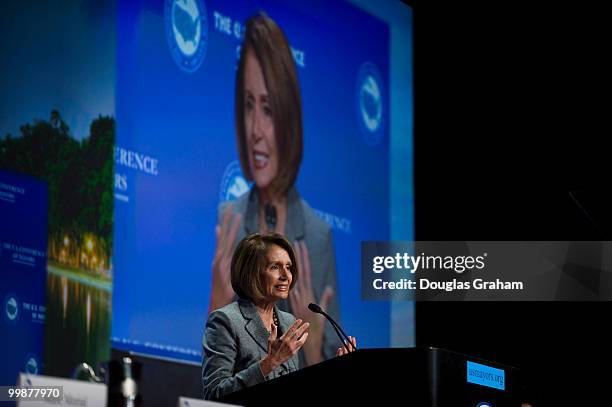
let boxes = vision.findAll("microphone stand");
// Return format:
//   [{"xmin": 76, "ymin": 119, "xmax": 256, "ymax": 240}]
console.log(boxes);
[{"xmin": 308, "ymin": 303, "xmax": 356, "ymax": 353}]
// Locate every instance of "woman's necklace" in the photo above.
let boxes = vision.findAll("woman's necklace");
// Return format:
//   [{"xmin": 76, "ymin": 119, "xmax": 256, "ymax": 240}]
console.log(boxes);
[
  {"xmin": 273, "ymin": 309, "xmax": 279, "ymax": 327},
  {"xmin": 268, "ymin": 309, "xmax": 279, "ymax": 334}
]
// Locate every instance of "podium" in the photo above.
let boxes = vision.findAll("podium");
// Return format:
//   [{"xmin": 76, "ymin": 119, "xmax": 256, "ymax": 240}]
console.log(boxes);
[{"xmin": 221, "ymin": 348, "xmax": 521, "ymax": 406}]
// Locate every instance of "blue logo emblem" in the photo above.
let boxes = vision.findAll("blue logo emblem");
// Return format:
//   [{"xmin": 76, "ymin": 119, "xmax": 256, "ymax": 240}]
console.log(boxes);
[
  {"xmin": 476, "ymin": 403, "xmax": 492, "ymax": 407},
  {"xmin": 164, "ymin": 0, "xmax": 208, "ymax": 73},
  {"xmin": 219, "ymin": 161, "xmax": 250, "ymax": 202},
  {"xmin": 356, "ymin": 62, "xmax": 385, "ymax": 145},
  {"xmin": 25, "ymin": 355, "xmax": 39, "ymax": 375},
  {"xmin": 4, "ymin": 293, "xmax": 20, "ymax": 324}
]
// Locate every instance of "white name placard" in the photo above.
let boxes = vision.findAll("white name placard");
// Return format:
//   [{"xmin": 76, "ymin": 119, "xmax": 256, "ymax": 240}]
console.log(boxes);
[
  {"xmin": 177, "ymin": 396, "xmax": 242, "ymax": 407},
  {"xmin": 17, "ymin": 373, "xmax": 107, "ymax": 406}
]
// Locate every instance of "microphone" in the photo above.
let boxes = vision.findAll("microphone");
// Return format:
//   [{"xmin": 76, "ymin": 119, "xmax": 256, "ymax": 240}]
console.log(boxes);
[
  {"xmin": 264, "ymin": 203, "xmax": 277, "ymax": 232},
  {"xmin": 308, "ymin": 303, "xmax": 356, "ymax": 353}
]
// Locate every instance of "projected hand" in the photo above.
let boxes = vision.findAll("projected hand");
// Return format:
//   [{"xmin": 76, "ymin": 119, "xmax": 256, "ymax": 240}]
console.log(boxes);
[
  {"xmin": 209, "ymin": 205, "xmax": 241, "ymax": 313},
  {"xmin": 260, "ymin": 319, "xmax": 309, "ymax": 376},
  {"xmin": 336, "ymin": 336, "xmax": 357, "ymax": 357},
  {"xmin": 289, "ymin": 241, "xmax": 333, "ymax": 366}
]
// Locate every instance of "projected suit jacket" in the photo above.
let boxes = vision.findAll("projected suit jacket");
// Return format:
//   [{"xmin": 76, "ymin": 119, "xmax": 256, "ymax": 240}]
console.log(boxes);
[
  {"xmin": 218, "ymin": 186, "xmax": 342, "ymax": 363},
  {"xmin": 202, "ymin": 299, "xmax": 299, "ymax": 400}
]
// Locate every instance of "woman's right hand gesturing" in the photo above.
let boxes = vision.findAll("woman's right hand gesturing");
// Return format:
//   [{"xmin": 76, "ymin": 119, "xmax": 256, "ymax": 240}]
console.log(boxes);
[
  {"xmin": 209, "ymin": 205, "xmax": 242, "ymax": 313},
  {"xmin": 260, "ymin": 319, "xmax": 309, "ymax": 377}
]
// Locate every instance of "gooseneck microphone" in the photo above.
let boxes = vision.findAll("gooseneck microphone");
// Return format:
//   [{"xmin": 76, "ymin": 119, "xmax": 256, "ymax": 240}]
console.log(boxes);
[{"xmin": 308, "ymin": 303, "xmax": 356, "ymax": 353}]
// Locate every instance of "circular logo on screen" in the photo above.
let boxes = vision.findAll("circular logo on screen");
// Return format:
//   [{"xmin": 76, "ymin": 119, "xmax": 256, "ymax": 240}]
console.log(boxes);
[
  {"xmin": 219, "ymin": 160, "xmax": 250, "ymax": 202},
  {"xmin": 25, "ymin": 355, "xmax": 39, "ymax": 375},
  {"xmin": 475, "ymin": 402, "xmax": 492, "ymax": 407},
  {"xmin": 164, "ymin": 0, "xmax": 208, "ymax": 73},
  {"xmin": 4, "ymin": 293, "xmax": 20, "ymax": 324},
  {"xmin": 356, "ymin": 63, "xmax": 385, "ymax": 145}
]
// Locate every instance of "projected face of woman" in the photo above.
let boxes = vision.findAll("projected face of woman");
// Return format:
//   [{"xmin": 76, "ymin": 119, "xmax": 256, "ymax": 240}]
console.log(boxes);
[{"xmin": 244, "ymin": 49, "xmax": 278, "ymax": 193}]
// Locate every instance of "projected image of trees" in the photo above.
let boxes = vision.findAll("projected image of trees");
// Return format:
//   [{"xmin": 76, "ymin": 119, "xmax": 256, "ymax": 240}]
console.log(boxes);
[
  {"xmin": 0, "ymin": 110, "xmax": 114, "ymax": 375},
  {"xmin": 0, "ymin": 110, "xmax": 113, "ymax": 277}
]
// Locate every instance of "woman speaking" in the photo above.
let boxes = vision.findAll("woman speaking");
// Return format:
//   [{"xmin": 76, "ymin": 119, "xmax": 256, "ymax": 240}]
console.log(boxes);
[{"xmin": 202, "ymin": 233, "xmax": 355, "ymax": 400}]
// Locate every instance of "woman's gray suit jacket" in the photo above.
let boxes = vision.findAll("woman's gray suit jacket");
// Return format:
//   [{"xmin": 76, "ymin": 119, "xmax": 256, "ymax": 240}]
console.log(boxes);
[{"xmin": 202, "ymin": 299, "xmax": 299, "ymax": 400}]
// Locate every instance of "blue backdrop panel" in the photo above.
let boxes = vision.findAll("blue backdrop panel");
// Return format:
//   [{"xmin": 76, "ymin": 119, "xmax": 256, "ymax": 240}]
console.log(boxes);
[
  {"xmin": 0, "ymin": 170, "xmax": 48, "ymax": 384},
  {"xmin": 112, "ymin": 0, "xmax": 409, "ymax": 363}
]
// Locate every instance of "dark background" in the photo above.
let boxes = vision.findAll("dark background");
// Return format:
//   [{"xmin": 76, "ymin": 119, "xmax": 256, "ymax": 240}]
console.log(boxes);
[{"xmin": 408, "ymin": 0, "xmax": 610, "ymax": 405}]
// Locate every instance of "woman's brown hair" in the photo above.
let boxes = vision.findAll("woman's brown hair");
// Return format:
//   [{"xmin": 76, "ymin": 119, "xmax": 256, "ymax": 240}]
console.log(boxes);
[
  {"xmin": 234, "ymin": 13, "xmax": 303, "ymax": 196},
  {"xmin": 231, "ymin": 233, "xmax": 299, "ymax": 303}
]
